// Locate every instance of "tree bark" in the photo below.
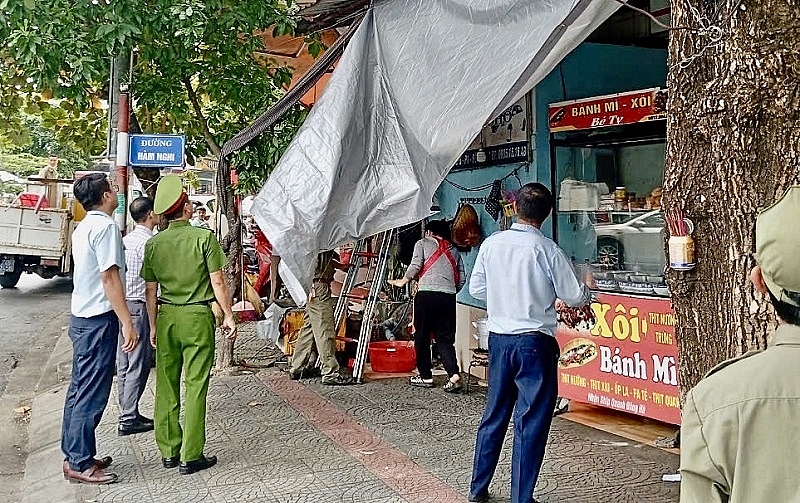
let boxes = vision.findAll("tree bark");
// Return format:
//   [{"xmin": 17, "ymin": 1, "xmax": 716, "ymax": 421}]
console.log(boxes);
[
  {"xmin": 665, "ymin": 0, "xmax": 800, "ymax": 392},
  {"xmin": 183, "ymin": 77, "xmax": 221, "ymax": 157},
  {"xmin": 212, "ymin": 157, "xmax": 242, "ymax": 373},
  {"xmin": 181, "ymin": 78, "xmax": 240, "ymax": 373}
]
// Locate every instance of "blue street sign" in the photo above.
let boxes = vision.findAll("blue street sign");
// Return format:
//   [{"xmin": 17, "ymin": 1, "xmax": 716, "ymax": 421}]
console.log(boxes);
[{"xmin": 128, "ymin": 134, "xmax": 185, "ymax": 168}]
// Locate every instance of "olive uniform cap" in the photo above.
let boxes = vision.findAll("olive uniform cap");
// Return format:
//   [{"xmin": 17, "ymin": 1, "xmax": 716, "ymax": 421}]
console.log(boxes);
[
  {"xmin": 756, "ymin": 186, "xmax": 800, "ymax": 307},
  {"xmin": 153, "ymin": 175, "xmax": 187, "ymax": 215}
]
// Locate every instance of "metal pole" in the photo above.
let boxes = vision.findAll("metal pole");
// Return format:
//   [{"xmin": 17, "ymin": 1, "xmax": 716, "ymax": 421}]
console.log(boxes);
[{"xmin": 115, "ymin": 90, "xmax": 129, "ymax": 233}]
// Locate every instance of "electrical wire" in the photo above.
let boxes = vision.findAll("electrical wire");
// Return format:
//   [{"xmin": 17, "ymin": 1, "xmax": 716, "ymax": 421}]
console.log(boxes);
[
  {"xmin": 444, "ymin": 165, "xmax": 525, "ymax": 192},
  {"xmin": 612, "ymin": 0, "xmax": 693, "ymax": 31}
]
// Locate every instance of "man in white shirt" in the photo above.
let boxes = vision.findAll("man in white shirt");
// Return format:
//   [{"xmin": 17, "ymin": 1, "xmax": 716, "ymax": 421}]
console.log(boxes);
[
  {"xmin": 117, "ymin": 196, "xmax": 157, "ymax": 436},
  {"xmin": 190, "ymin": 206, "xmax": 211, "ymax": 230},
  {"xmin": 62, "ymin": 173, "xmax": 138, "ymax": 485},
  {"xmin": 468, "ymin": 183, "xmax": 591, "ymax": 503}
]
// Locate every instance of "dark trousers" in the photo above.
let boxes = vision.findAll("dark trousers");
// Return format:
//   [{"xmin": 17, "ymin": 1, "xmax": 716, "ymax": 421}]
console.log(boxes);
[
  {"xmin": 117, "ymin": 300, "xmax": 153, "ymax": 426},
  {"xmin": 414, "ymin": 290, "xmax": 459, "ymax": 379},
  {"xmin": 470, "ymin": 332, "xmax": 560, "ymax": 503},
  {"xmin": 61, "ymin": 311, "xmax": 119, "ymax": 472}
]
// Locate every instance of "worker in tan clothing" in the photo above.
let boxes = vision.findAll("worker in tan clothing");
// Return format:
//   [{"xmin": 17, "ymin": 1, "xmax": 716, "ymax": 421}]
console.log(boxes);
[
  {"xmin": 275, "ymin": 252, "xmax": 352, "ymax": 385},
  {"xmin": 680, "ymin": 186, "xmax": 800, "ymax": 502}
]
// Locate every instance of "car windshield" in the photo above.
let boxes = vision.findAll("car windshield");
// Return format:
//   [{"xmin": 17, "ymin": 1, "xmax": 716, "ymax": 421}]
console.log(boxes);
[
  {"xmin": 591, "ymin": 212, "xmax": 644, "ymax": 225},
  {"xmin": 610, "ymin": 212, "xmax": 643, "ymax": 224}
]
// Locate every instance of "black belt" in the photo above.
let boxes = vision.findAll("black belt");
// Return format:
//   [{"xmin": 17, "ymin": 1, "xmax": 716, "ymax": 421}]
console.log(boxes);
[
  {"xmin": 159, "ymin": 300, "xmax": 212, "ymax": 307},
  {"xmin": 489, "ymin": 330, "xmax": 548, "ymax": 337}
]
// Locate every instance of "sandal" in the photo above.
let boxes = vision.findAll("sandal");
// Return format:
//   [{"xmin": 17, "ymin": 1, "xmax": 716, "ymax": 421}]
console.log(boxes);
[{"xmin": 443, "ymin": 380, "xmax": 463, "ymax": 393}]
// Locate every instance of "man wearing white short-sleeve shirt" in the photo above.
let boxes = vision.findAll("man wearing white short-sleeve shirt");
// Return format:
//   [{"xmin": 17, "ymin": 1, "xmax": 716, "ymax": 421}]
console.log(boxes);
[{"xmin": 61, "ymin": 173, "xmax": 139, "ymax": 485}]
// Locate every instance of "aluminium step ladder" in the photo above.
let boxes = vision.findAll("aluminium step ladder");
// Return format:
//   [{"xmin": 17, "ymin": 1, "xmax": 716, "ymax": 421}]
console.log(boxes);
[{"xmin": 331, "ymin": 230, "xmax": 396, "ymax": 383}]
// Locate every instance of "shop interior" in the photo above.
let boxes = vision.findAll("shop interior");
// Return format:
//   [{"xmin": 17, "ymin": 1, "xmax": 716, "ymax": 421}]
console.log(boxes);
[{"xmin": 551, "ymin": 121, "xmax": 669, "ymax": 297}]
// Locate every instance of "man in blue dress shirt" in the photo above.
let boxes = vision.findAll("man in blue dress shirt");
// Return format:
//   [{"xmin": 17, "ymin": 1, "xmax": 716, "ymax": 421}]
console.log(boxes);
[{"xmin": 468, "ymin": 182, "xmax": 591, "ymax": 503}]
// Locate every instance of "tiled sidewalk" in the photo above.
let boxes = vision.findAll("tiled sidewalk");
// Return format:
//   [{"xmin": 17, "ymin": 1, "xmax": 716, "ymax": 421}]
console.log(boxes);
[{"xmin": 39, "ymin": 329, "xmax": 679, "ymax": 502}]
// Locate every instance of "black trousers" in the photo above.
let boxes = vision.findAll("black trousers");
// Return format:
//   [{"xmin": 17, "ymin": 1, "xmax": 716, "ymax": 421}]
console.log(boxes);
[{"xmin": 414, "ymin": 290, "xmax": 459, "ymax": 379}]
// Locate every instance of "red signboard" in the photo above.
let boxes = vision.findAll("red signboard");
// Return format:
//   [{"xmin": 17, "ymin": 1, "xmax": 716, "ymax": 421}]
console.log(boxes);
[
  {"xmin": 556, "ymin": 292, "xmax": 680, "ymax": 425},
  {"xmin": 549, "ymin": 88, "xmax": 667, "ymax": 132}
]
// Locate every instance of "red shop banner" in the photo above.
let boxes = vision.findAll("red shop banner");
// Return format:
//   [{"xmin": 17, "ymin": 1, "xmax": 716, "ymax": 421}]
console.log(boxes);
[
  {"xmin": 556, "ymin": 292, "xmax": 680, "ymax": 425},
  {"xmin": 548, "ymin": 88, "xmax": 667, "ymax": 132}
]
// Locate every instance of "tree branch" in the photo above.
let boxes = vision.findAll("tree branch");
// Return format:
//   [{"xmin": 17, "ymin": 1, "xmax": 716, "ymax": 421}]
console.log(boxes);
[{"xmin": 182, "ymin": 77, "xmax": 221, "ymax": 157}]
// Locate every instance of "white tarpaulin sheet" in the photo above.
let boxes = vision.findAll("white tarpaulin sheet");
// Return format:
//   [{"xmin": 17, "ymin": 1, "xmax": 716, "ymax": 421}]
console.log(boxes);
[{"xmin": 252, "ymin": 0, "xmax": 620, "ymax": 304}]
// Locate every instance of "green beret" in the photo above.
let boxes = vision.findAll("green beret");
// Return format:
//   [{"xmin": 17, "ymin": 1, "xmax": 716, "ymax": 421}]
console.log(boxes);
[{"xmin": 153, "ymin": 175, "xmax": 186, "ymax": 214}]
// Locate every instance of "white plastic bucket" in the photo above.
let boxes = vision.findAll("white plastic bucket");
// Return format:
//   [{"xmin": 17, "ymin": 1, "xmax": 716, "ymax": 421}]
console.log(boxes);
[{"xmin": 472, "ymin": 317, "xmax": 489, "ymax": 350}]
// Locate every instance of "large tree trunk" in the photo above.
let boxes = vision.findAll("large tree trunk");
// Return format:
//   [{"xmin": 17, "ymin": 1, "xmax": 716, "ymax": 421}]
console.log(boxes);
[
  {"xmin": 665, "ymin": 0, "xmax": 800, "ymax": 392},
  {"xmin": 213, "ymin": 158, "xmax": 242, "ymax": 372}
]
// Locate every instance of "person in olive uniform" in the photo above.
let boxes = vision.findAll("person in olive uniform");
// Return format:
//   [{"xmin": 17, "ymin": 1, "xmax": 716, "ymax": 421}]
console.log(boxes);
[
  {"xmin": 142, "ymin": 176, "xmax": 237, "ymax": 475},
  {"xmin": 680, "ymin": 186, "xmax": 800, "ymax": 503},
  {"xmin": 278, "ymin": 251, "xmax": 352, "ymax": 385}
]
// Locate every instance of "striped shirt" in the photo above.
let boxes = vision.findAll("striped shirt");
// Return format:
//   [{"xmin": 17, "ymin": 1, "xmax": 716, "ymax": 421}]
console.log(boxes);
[{"xmin": 123, "ymin": 225, "xmax": 153, "ymax": 302}]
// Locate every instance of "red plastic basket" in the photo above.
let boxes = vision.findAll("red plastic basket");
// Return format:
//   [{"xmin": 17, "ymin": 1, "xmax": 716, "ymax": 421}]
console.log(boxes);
[
  {"xmin": 19, "ymin": 193, "xmax": 48, "ymax": 208},
  {"xmin": 368, "ymin": 341, "xmax": 416, "ymax": 373}
]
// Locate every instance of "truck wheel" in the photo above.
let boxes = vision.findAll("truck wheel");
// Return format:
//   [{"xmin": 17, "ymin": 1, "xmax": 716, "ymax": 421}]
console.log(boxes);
[{"xmin": 0, "ymin": 269, "xmax": 22, "ymax": 288}]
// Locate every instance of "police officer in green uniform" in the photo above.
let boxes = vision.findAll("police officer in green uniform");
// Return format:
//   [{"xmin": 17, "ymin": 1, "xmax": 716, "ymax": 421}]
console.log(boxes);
[
  {"xmin": 680, "ymin": 186, "xmax": 800, "ymax": 503},
  {"xmin": 142, "ymin": 176, "xmax": 237, "ymax": 475}
]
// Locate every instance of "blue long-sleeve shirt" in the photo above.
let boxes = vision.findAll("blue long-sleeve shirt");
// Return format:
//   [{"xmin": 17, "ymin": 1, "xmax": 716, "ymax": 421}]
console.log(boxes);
[{"xmin": 469, "ymin": 223, "xmax": 591, "ymax": 336}]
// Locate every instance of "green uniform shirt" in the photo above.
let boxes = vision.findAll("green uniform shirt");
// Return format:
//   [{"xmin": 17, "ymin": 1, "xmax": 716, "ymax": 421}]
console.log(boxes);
[
  {"xmin": 680, "ymin": 323, "xmax": 800, "ymax": 503},
  {"xmin": 141, "ymin": 220, "xmax": 226, "ymax": 305}
]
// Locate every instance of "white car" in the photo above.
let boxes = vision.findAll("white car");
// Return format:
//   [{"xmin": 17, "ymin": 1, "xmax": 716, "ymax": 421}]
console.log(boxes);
[{"xmin": 594, "ymin": 210, "xmax": 666, "ymax": 273}]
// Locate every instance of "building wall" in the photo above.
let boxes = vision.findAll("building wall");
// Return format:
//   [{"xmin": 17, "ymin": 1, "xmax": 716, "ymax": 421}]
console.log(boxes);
[
  {"xmin": 436, "ymin": 42, "xmax": 667, "ymax": 308},
  {"xmin": 435, "ymin": 42, "xmax": 666, "ymax": 374}
]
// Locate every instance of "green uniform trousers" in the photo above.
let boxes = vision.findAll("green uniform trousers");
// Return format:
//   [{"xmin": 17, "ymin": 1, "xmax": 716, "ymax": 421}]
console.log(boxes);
[
  {"xmin": 154, "ymin": 304, "xmax": 215, "ymax": 462},
  {"xmin": 290, "ymin": 282, "xmax": 340, "ymax": 377}
]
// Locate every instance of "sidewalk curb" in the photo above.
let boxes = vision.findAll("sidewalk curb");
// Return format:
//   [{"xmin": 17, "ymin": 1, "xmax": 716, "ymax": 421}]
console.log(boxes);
[
  {"xmin": 21, "ymin": 386, "xmax": 73, "ymax": 503},
  {"xmin": 20, "ymin": 327, "xmax": 75, "ymax": 503}
]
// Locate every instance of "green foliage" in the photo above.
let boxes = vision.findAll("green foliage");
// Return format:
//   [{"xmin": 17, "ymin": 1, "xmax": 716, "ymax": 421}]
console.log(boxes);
[
  {"xmin": 1, "ymin": 0, "xmax": 315, "ymax": 192},
  {"xmin": 0, "ymin": 114, "xmax": 91, "ymax": 178},
  {"xmin": 0, "ymin": 180, "xmax": 24, "ymax": 197},
  {"xmin": 305, "ymin": 33, "xmax": 327, "ymax": 59},
  {"xmin": 0, "ymin": 152, "xmax": 46, "ymax": 177},
  {"xmin": 181, "ymin": 169, "xmax": 201, "ymax": 190},
  {"xmin": 231, "ymin": 106, "xmax": 307, "ymax": 196}
]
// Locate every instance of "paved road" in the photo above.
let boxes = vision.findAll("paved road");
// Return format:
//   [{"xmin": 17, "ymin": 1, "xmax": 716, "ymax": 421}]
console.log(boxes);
[
  {"xmin": 0, "ymin": 273, "xmax": 72, "ymax": 502},
  {"xmin": 0, "ymin": 274, "xmax": 72, "ymax": 396}
]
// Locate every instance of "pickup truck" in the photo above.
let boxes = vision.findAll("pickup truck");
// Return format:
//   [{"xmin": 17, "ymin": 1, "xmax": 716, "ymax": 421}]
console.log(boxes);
[{"xmin": 0, "ymin": 179, "xmax": 74, "ymax": 288}]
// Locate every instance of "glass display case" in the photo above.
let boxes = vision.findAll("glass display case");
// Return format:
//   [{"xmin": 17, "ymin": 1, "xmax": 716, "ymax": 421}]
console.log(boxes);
[
  {"xmin": 547, "ymin": 90, "xmax": 681, "ymax": 426},
  {"xmin": 550, "ymin": 123, "xmax": 668, "ymax": 297}
]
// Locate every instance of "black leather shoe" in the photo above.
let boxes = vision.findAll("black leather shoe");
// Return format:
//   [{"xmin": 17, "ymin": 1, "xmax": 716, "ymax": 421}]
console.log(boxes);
[
  {"xmin": 322, "ymin": 373, "xmax": 353, "ymax": 386},
  {"xmin": 467, "ymin": 492, "xmax": 489, "ymax": 502},
  {"xmin": 162, "ymin": 457, "xmax": 179, "ymax": 469},
  {"xmin": 137, "ymin": 414, "xmax": 154, "ymax": 425},
  {"xmin": 287, "ymin": 367, "xmax": 321, "ymax": 380},
  {"xmin": 118, "ymin": 420, "xmax": 154, "ymax": 436},
  {"xmin": 179, "ymin": 455, "xmax": 217, "ymax": 475}
]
